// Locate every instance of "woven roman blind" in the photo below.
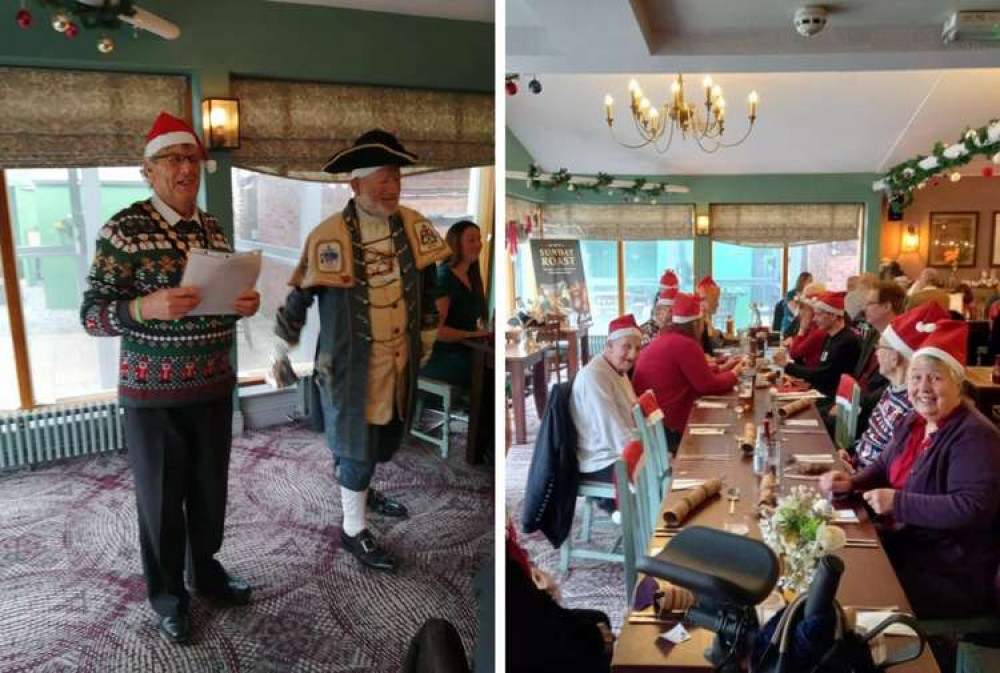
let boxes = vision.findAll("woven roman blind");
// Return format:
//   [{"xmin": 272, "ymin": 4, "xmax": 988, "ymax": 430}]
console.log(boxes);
[
  {"xmin": 542, "ymin": 203, "xmax": 694, "ymax": 240},
  {"xmin": 710, "ymin": 203, "xmax": 862, "ymax": 245},
  {"xmin": 231, "ymin": 77, "xmax": 493, "ymax": 182},
  {"xmin": 0, "ymin": 66, "xmax": 189, "ymax": 168}
]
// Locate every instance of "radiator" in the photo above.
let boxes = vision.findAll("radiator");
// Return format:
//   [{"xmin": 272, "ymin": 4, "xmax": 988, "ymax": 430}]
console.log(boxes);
[
  {"xmin": 0, "ymin": 401, "xmax": 125, "ymax": 471},
  {"xmin": 588, "ymin": 335, "xmax": 608, "ymax": 355}
]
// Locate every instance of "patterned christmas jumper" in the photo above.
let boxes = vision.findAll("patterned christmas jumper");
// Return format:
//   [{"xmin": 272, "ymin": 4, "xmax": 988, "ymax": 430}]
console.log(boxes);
[{"xmin": 80, "ymin": 199, "xmax": 238, "ymax": 407}]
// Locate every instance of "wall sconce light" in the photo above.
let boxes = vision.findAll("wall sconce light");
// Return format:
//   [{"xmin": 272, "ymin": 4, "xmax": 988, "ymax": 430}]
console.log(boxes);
[
  {"xmin": 901, "ymin": 224, "xmax": 920, "ymax": 253},
  {"xmin": 201, "ymin": 98, "xmax": 240, "ymax": 150},
  {"xmin": 695, "ymin": 214, "xmax": 711, "ymax": 236}
]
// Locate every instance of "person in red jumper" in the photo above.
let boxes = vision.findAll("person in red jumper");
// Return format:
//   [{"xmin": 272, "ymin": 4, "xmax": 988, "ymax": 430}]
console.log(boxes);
[{"xmin": 632, "ymin": 293, "xmax": 744, "ymax": 449}]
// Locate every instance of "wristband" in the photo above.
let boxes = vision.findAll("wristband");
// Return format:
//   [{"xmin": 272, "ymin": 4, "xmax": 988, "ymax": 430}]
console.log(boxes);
[{"xmin": 135, "ymin": 296, "xmax": 144, "ymax": 323}]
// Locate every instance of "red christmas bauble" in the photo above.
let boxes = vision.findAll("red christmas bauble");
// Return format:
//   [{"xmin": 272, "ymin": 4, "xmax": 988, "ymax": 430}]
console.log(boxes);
[
  {"xmin": 505, "ymin": 79, "xmax": 518, "ymax": 96},
  {"xmin": 64, "ymin": 22, "xmax": 78, "ymax": 38},
  {"xmin": 16, "ymin": 8, "xmax": 32, "ymax": 28},
  {"xmin": 983, "ymin": 166, "xmax": 995, "ymax": 178}
]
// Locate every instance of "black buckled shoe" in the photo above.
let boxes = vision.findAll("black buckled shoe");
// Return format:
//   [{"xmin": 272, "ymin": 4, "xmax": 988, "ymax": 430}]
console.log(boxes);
[
  {"xmin": 341, "ymin": 528, "xmax": 397, "ymax": 573},
  {"xmin": 190, "ymin": 575, "xmax": 253, "ymax": 607},
  {"xmin": 157, "ymin": 613, "xmax": 191, "ymax": 645},
  {"xmin": 367, "ymin": 488, "xmax": 408, "ymax": 518}
]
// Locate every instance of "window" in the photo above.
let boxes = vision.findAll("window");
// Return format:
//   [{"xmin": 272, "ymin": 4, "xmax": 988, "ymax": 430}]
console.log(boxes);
[
  {"xmin": 232, "ymin": 167, "xmax": 482, "ymax": 378},
  {"xmin": 5, "ymin": 168, "xmax": 144, "ymax": 405},
  {"xmin": 788, "ymin": 240, "xmax": 860, "ymax": 291},
  {"xmin": 580, "ymin": 240, "xmax": 618, "ymax": 335},
  {"xmin": 711, "ymin": 242, "xmax": 783, "ymax": 330},
  {"xmin": 623, "ymin": 240, "xmax": 694, "ymax": 324},
  {"xmin": 0, "ymin": 254, "xmax": 17, "ymax": 410}
]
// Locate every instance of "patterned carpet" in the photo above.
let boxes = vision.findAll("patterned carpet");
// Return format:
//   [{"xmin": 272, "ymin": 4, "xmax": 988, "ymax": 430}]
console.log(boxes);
[
  {"xmin": 0, "ymin": 420, "xmax": 493, "ymax": 672},
  {"xmin": 505, "ymin": 402, "xmax": 628, "ymax": 633}
]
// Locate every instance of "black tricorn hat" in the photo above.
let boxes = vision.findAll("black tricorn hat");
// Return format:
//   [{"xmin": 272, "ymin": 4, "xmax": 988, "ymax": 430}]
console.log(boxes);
[{"xmin": 322, "ymin": 128, "xmax": 419, "ymax": 175}]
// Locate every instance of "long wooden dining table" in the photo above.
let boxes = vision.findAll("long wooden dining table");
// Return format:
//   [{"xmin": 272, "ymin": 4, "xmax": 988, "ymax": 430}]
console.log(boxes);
[{"xmin": 612, "ymin": 385, "xmax": 940, "ymax": 672}]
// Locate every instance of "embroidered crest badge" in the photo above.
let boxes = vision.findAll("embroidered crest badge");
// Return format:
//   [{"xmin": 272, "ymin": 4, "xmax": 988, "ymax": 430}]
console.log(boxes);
[
  {"xmin": 317, "ymin": 241, "xmax": 343, "ymax": 272},
  {"xmin": 416, "ymin": 220, "xmax": 443, "ymax": 254}
]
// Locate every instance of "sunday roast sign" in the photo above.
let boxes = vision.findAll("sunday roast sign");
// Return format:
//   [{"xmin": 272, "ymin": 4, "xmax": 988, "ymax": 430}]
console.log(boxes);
[{"xmin": 530, "ymin": 239, "xmax": 591, "ymax": 321}]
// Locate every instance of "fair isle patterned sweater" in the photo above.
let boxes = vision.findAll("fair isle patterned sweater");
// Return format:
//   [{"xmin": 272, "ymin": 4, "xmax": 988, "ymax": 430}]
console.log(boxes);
[{"xmin": 80, "ymin": 199, "xmax": 238, "ymax": 407}]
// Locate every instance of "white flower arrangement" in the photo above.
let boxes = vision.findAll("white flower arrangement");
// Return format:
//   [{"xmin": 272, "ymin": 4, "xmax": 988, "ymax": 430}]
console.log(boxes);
[{"xmin": 759, "ymin": 486, "xmax": 846, "ymax": 594}]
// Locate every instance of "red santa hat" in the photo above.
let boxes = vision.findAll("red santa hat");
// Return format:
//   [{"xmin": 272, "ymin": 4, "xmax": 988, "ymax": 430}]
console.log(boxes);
[
  {"xmin": 656, "ymin": 287, "xmax": 678, "ymax": 307},
  {"xmin": 144, "ymin": 111, "xmax": 215, "ymax": 173},
  {"xmin": 811, "ymin": 291, "xmax": 846, "ymax": 315},
  {"xmin": 659, "ymin": 269, "xmax": 679, "ymax": 291},
  {"xmin": 608, "ymin": 314, "xmax": 642, "ymax": 341},
  {"xmin": 912, "ymin": 319, "xmax": 968, "ymax": 378},
  {"xmin": 696, "ymin": 275, "xmax": 719, "ymax": 294},
  {"xmin": 882, "ymin": 301, "xmax": 950, "ymax": 359},
  {"xmin": 671, "ymin": 293, "xmax": 702, "ymax": 324}
]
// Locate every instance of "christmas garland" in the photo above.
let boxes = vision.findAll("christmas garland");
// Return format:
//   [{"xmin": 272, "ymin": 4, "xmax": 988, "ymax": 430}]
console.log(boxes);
[
  {"xmin": 874, "ymin": 120, "xmax": 1000, "ymax": 215},
  {"xmin": 36, "ymin": 0, "xmax": 135, "ymax": 29},
  {"xmin": 525, "ymin": 163, "xmax": 686, "ymax": 201}
]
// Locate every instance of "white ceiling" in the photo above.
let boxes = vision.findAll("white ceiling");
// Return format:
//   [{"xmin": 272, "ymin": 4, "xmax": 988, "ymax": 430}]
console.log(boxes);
[
  {"xmin": 267, "ymin": 0, "xmax": 493, "ymax": 23},
  {"xmin": 508, "ymin": 1, "xmax": 1000, "ymax": 175},
  {"xmin": 507, "ymin": 0, "xmax": 1000, "ymax": 72},
  {"xmin": 507, "ymin": 68, "xmax": 1000, "ymax": 175}
]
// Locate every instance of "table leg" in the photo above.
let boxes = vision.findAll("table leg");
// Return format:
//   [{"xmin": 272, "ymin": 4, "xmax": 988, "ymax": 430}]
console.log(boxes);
[
  {"xmin": 567, "ymin": 335, "xmax": 579, "ymax": 377},
  {"xmin": 581, "ymin": 335, "xmax": 591, "ymax": 365},
  {"xmin": 510, "ymin": 362, "xmax": 527, "ymax": 445},
  {"xmin": 466, "ymin": 349, "xmax": 484, "ymax": 463},
  {"xmin": 532, "ymin": 359, "xmax": 548, "ymax": 418}
]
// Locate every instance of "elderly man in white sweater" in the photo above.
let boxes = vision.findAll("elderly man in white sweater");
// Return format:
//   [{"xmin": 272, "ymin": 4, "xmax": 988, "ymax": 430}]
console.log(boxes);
[{"xmin": 569, "ymin": 314, "xmax": 642, "ymax": 484}]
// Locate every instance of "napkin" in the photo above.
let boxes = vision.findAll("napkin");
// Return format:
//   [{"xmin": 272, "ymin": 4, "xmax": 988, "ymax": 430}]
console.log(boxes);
[
  {"xmin": 855, "ymin": 611, "xmax": 918, "ymax": 637},
  {"xmin": 785, "ymin": 418, "xmax": 820, "ymax": 427},
  {"xmin": 695, "ymin": 401, "xmax": 729, "ymax": 409},
  {"xmin": 690, "ymin": 427, "xmax": 725, "ymax": 436}
]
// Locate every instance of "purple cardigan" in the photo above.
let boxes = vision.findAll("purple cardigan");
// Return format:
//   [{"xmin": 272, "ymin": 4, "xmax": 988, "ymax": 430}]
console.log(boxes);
[{"xmin": 852, "ymin": 403, "xmax": 1000, "ymax": 617}]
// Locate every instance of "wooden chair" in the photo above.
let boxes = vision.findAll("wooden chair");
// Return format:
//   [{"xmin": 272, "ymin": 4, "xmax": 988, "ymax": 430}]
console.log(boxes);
[
  {"xmin": 631, "ymin": 398, "xmax": 673, "ymax": 519},
  {"xmin": 616, "ymin": 454, "xmax": 664, "ymax": 600},
  {"xmin": 536, "ymin": 319, "xmax": 569, "ymax": 384},
  {"xmin": 918, "ymin": 617, "xmax": 1000, "ymax": 673},
  {"xmin": 834, "ymin": 374, "xmax": 861, "ymax": 451}
]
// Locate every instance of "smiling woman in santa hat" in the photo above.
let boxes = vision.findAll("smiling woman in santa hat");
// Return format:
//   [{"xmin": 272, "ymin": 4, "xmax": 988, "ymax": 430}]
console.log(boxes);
[
  {"xmin": 632, "ymin": 293, "xmax": 745, "ymax": 449},
  {"xmin": 820, "ymin": 318, "xmax": 1000, "ymax": 646}
]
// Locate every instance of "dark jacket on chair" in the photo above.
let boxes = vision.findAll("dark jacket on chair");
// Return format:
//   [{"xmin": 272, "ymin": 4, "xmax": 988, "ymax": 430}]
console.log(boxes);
[{"xmin": 521, "ymin": 380, "xmax": 579, "ymax": 548}]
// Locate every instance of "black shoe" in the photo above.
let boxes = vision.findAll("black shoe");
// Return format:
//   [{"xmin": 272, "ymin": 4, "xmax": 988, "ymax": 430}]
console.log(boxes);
[
  {"xmin": 341, "ymin": 529, "xmax": 397, "ymax": 572},
  {"xmin": 367, "ymin": 488, "xmax": 408, "ymax": 518},
  {"xmin": 190, "ymin": 575, "xmax": 253, "ymax": 606},
  {"xmin": 157, "ymin": 614, "xmax": 191, "ymax": 645}
]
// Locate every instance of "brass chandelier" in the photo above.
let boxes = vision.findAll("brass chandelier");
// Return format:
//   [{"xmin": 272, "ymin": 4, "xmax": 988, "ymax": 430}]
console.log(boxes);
[{"xmin": 604, "ymin": 75, "xmax": 758, "ymax": 154}]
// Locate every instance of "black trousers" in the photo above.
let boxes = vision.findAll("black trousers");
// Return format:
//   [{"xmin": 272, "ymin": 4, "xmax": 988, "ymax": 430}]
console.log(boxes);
[
  {"xmin": 124, "ymin": 396, "xmax": 233, "ymax": 618},
  {"xmin": 402, "ymin": 618, "xmax": 470, "ymax": 673}
]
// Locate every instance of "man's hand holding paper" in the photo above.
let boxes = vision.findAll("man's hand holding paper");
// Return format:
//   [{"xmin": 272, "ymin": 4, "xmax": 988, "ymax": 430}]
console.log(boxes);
[{"xmin": 179, "ymin": 248, "xmax": 263, "ymax": 316}]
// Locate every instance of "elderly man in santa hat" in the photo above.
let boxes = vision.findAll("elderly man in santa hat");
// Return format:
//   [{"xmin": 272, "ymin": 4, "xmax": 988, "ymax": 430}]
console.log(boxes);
[
  {"xmin": 640, "ymin": 270, "xmax": 679, "ymax": 347},
  {"xmin": 695, "ymin": 275, "xmax": 723, "ymax": 354},
  {"xmin": 773, "ymin": 291, "xmax": 861, "ymax": 402},
  {"xmin": 80, "ymin": 112, "xmax": 260, "ymax": 644},
  {"xmin": 269, "ymin": 129, "xmax": 450, "ymax": 574},
  {"xmin": 569, "ymin": 315, "xmax": 642, "ymax": 487}
]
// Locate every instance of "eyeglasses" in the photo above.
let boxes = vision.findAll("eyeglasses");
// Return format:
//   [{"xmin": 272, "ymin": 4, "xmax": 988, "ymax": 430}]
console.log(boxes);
[{"xmin": 151, "ymin": 153, "xmax": 201, "ymax": 168}]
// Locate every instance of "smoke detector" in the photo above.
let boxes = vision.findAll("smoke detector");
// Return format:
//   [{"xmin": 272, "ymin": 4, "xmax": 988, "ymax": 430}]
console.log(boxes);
[{"xmin": 794, "ymin": 6, "xmax": 828, "ymax": 37}]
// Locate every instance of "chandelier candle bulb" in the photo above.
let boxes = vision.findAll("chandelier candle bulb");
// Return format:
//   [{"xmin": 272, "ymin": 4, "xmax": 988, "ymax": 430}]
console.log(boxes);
[
  {"xmin": 604, "ymin": 95, "xmax": 614, "ymax": 125},
  {"xmin": 748, "ymin": 91, "xmax": 759, "ymax": 119}
]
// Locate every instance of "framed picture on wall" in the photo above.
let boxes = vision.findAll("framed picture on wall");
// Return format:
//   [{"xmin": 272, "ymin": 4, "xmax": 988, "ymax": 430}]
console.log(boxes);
[
  {"xmin": 992, "ymin": 212, "xmax": 1000, "ymax": 267},
  {"xmin": 928, "ymin": 212, "xmax": 978, "ymax": 268}
]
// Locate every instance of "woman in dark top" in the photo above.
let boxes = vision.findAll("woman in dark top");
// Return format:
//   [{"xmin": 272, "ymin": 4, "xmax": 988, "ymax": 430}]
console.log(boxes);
[{"xmin": 420, "ymin": 220, "xmax": 489, "ymax": 387}]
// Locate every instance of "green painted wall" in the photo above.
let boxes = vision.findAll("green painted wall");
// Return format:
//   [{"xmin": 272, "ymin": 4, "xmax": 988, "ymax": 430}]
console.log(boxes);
[{"xmin": 505, "ymin": 127, "xmax": 883, "ymax": 272}]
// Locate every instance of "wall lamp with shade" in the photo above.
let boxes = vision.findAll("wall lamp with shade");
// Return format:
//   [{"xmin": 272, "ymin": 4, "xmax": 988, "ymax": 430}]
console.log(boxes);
[
  {"xmin": 901, "ymin": 224, "xmax": 920, "ymax": 253},
  {"xmin": 201, "ymin": 98, "xmax": 240, "ymax": 149},
  {"xmin": 695, "ymin": 214, "xmax": 711, "ymax": 237}
]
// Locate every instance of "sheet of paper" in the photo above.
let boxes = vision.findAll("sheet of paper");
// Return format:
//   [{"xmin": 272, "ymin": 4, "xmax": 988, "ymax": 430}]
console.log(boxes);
[
  {"xmin": 772, "ymin": 389, "xmax": 825, "ymax": 400},
  {"xmin": 689, "ymin": 427, "xmax": 725, "ymax": 436},
  {"xmin": 785, "ymin": 418, "xmax": 820, "ymax": 427},
  {"xmin": 695, "ymin": 401, "xmax": 729, "ymax": 409},
  {"xmin": 180, "ymin": 248, "xmax": 262, "ymax": 316},
  {"xmin": 793, "ymin": 453, "xmax": 835, "ymax": 463},
  {"xmin": 833, "ymin": 509, "xmax": 860, "ymax": 523},
  {"xmin": 855, "ymin": 611, "xmax": 917, "ymax": 637},
  {"xmin": 671, "ymin": 479, "xmax": 706, "ymax": 491},
  {"xmin": 660, "ymin": 623, "xmax": 691, "ymax": 644}
]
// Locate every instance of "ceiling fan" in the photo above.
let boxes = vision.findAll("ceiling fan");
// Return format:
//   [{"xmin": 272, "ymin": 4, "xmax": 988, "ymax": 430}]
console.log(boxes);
[{"xmin": 74, "ymin": 0, "xmax": 180, "ymax": 39}]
